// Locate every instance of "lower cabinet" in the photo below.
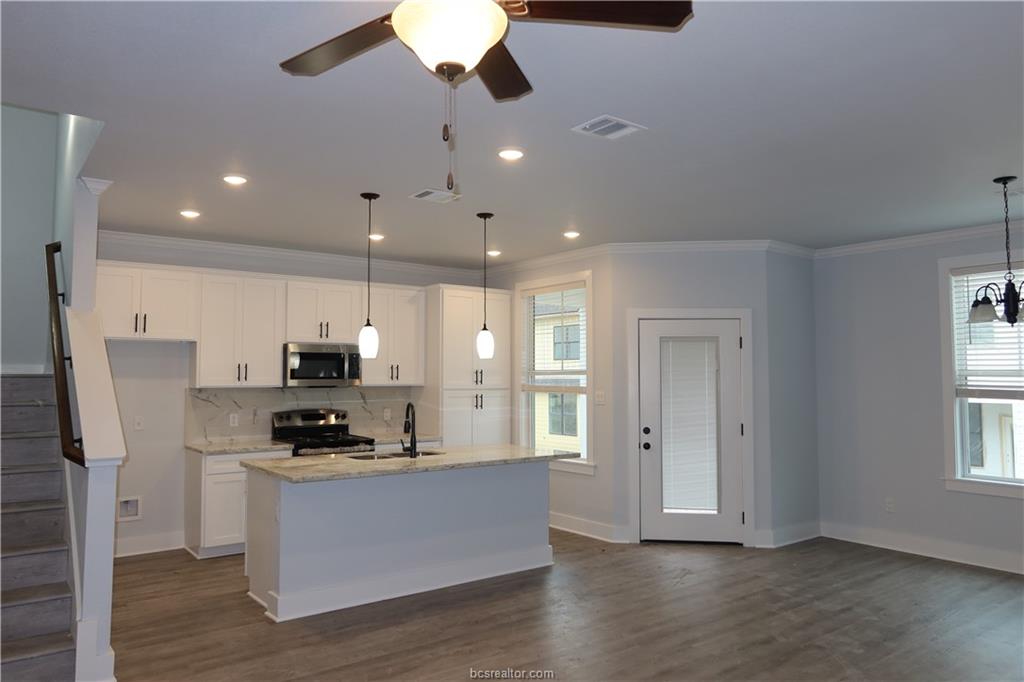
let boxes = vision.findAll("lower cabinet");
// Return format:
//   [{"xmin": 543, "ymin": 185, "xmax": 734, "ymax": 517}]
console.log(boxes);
[
  {"xmin": 441, "ymin": 390, "xmax": 511, "ymax": 446},
  {"xmin": 185, "ymin": 449, "xmax": 291, "ymax": 559}
]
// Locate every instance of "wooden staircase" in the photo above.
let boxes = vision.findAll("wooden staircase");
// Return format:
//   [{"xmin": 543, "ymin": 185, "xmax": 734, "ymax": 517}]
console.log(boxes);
[{"xmin": 1, "ymin": 374, "xmax": 76, "ymax": 681}]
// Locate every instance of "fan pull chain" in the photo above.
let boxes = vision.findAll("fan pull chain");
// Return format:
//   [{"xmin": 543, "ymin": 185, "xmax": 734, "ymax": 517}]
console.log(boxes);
[{"xmin": 446, "ymin": 85, "xmax": 457, "ymax": 191}]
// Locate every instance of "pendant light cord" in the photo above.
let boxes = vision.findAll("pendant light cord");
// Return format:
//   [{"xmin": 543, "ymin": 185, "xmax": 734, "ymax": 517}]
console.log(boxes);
[
  {"xmin": 482, "ymin": 215, "xmax": 488, "ymax": 328},
  {"xmin": 365, "ymin": 195, "xmax": 375, "ymax": 323}
]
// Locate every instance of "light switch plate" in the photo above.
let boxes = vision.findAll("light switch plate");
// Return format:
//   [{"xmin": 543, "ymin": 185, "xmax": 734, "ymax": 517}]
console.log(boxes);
[
  {"xmin": 595, "ymin": 390, "xmax": 606, "ymax": 405},
  {"xmin": 133, "ymin": 416, "xmax": 144, "ymax": 431}
]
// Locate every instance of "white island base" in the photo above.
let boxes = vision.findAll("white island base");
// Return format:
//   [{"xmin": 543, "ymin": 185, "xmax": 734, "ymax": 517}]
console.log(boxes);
[{"xmin": 244, "ymin": 450, "xmax": 566, "ymax": 622}]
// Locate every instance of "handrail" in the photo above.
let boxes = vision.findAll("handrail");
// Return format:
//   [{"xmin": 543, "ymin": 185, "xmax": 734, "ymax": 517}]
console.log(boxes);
[{"xmin": 45, "ymin": 241, "xmax": 86, "ymax": 466}]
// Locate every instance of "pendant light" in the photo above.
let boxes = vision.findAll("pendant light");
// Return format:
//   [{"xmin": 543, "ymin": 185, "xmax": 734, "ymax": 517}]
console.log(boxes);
[
  {"xmin": 358, "ymin": 192, "xmax": 381, "ymax": 359},
  {"xmin": 476, "ymin": 212, "xmax": 496, "ymax": 360},
  {"xmin": 968, "ymin": 176, "xmax": 1021, "ymax": 326}
]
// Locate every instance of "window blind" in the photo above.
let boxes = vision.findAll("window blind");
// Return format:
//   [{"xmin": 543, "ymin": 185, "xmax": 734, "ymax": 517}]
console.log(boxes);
[
  {"xmin": 951, "ymin": 267, "xmax": 1024, "ymax": 395},
  {"xmin": 522, "ymin": 285, "xmax": 587, "ymax": 394}
]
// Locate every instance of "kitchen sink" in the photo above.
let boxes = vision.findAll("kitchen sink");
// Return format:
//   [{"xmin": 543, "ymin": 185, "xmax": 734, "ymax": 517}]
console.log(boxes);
[{"xmin": 347, "ymin": 454, "xmax": 397, "ymax": 461}]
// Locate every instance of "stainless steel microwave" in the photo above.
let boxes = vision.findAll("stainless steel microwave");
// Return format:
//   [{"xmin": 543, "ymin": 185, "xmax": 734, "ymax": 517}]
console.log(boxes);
[{"xmin": 283, "ymin": 343, "xmax": 361, "ymax": 388}]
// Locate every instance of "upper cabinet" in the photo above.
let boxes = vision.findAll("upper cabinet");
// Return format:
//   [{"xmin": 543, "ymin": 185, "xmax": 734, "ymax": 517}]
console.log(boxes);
[
  {"xmin": 96, "ymin": 264, "xmax": 199, "ymax": 340},
  {"xmin": 439, "ymin": 287, "xmax": 511, "ymax": 389},
  {"xmin": 197, "ymin": 275, "xmax": 285, "ymax": 387},
  {"xmin": 360, "ymin": 286, "xmax": 425, "ymax": 386},
  {"xmin": 285, "ymin": 281, "xmax": 362, "ymax": 344}
]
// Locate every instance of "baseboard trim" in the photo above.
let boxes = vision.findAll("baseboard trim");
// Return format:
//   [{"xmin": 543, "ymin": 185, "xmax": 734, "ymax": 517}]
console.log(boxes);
[
  {"xmin": 755, "ymin": 521, "xmax": 822, "ymax": 548},
  {"xmin": 114, "ymin": 530, "xmax": 185, "ymax": 557},
  {"xmin": 549, "ymin": 512, "xmax": 631, "ymax": 543},
  {"xmin": 820, "ymin": 521, "xmax": 1024, "ymax": 575}
]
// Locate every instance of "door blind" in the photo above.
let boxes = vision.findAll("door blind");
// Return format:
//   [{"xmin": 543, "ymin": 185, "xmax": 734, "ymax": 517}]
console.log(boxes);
[{"xmin": 951, "ymin": 267, "xmax": 1024, "ymax": 394}]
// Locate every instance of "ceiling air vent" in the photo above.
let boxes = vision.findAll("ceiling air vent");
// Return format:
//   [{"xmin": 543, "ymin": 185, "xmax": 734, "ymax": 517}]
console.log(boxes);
[
  {"xmin": 571, "ymin": 114, "xmax": 647, "ymax": 140},
  {"xmin": 409, "ymin": 188, "xmax": 461, "ymax": 204}
]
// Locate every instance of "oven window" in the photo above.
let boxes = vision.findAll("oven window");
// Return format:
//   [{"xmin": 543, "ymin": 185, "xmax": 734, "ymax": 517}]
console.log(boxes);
[{"xmin": 291, "ymin": 352, "xmax": 344, "ymax": 379}]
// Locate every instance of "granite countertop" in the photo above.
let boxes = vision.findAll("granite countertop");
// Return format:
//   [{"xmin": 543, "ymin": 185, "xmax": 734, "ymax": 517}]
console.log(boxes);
[
  {"xmin": 372, "ymin": 432, "xmax": 440, "ymax": 445},
  {"xmin": 185, "ymin": 439, "xmax": 292, "ymax": 455},
  {"xmin": 240, "ymin": 444, "xmax": 581, "ymax": 483}
]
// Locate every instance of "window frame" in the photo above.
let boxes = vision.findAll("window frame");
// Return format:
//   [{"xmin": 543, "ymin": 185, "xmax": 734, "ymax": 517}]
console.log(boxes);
[
  {"xmin": 513, "ymin": 270, "xmax": 595, "ymax": 475},
  {"xmin": 939, "ymin": 251, "xmax": 1024, "ymax": 499}
]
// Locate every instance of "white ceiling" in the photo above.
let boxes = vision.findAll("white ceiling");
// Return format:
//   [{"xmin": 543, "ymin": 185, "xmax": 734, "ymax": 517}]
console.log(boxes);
[{"xmin": 3, "ymin": 1, "xmax": 1022, "ymax": 268}]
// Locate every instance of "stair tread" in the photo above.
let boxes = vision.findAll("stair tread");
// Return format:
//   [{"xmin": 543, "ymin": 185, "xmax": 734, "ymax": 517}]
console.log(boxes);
[
  {"xmin": 1, "ymin": 499, "xmax": 65, "ymax": 514},
  {"xmin": 1, "ymin": 582, "xmax": 71, "ymax": 607},
  {"xmin": 0, "ymin": 631, "xmax": 74, "ymax": 663},
  {"xmin": 0, "ymin": 541, "xmax": 67, "ymax": 558},
  {"xmin": 1, "ymin": 463, "xmax": 62, "ymax": 474},
  {"xmin": 0, "ymin": 400, "xmax": 56, "ymax": 407},
  {"xmin": 0, "ymin": 374, "xmax": 54, "ymax": 379},
  {"xmin": 0, "ymin": 431, "xmax": 59, "ymax": 440}
]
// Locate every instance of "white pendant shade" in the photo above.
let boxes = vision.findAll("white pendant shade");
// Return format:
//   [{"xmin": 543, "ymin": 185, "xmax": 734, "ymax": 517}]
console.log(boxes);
[
  {"xmin": 968, "ymin": 299, "xmax": 999, "ymax": 324},
  {"xmin": 359, "ymin": 323, "xmax": 380, "ymax": 359},
  {"xmin": 392, "ymin": 0, "xmax": 508, "ymax": 74},
  {"xmin": 476, "ymin": 327, "xmax": 495, "ymax": 360}
]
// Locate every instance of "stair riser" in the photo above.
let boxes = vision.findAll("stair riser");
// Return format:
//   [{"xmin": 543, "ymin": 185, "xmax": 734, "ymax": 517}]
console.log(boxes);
[
  {"xmin": 1, "ymin": 509, "xmax": 65, "ymax": 547},
  {"xmin": 1, "ymin": 377, "xmax": 55, "ymax": 404},
  {"xmin": 1, "ymin": 405, "xmax": 57, "ymax": 435},
  {"xmin": 1, "ymin": 471, "xmax": 62, "ymax": 504},
  {"xmin": 1, "ymin": 550, "xmax": 67, "ymax": 591},
  {"xmin": 1, "ymin": 650, "xmax": 75, "ymax": 681},
  {"xmin": 0, "ymin": 436, "xmax": 61, "ymax": 466},
  {"xmin": 1, "ymin": 597, "xmax": 71, "ymax": 641}
]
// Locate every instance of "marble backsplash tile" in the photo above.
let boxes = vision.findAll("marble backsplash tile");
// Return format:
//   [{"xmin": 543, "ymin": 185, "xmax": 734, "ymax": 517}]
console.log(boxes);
[{"xmin": 185, "ymin": 385, "xmax": 423, "ymax": 444}]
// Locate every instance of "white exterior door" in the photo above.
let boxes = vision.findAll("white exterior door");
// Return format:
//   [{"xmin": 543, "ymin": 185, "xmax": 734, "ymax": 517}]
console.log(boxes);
[
  {"xmin": 442, "ymin": 289, "xmax": 478, "ymax": 389},
  {"xmin": 95, "ymin": 266, "xmax": 141, "ymax": 338},
  {"xmin": 476, "ymin": 293, "xmax": 510, "ymax": 388},
  {"xmin": 139, "ymin": 269, "xmax": 198, "ymax": 340},
  {"xmin": 240, "ymin": 278, "xmax": 285, "ymax": 386},
  {"xmin": 390, "ymin": 288, "xmax": 425, "ymax": 385},
  {"xmin": 198, "ymin": 275, "xmax": 242, "ymax": 386},
  {"xmin": 639, "ymin": 319, "xmax": 743, "ymax": 543},
  {"xmin": 285, "ymin": 281, "xmax": 323, "ymax": 342},
  {"xmin": 474, "ymin": 390, "xmax": 511, "ymax": 445},
  {"xmin": 322, "ymin": 283, "xmax": 362, "ymax": 343}
]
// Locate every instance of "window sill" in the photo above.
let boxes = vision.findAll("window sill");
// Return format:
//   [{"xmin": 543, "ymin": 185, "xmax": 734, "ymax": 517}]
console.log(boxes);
[
  {"xmin": 550, "ymin": 459, "xmax": 596, "ymax": 476},
  {"xmin": 944, "ymin": 477, "xmax": 1024, "ymax": 499}
]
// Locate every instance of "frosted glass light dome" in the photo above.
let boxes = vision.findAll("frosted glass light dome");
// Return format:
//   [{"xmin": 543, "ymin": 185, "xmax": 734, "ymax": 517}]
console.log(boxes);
[
  {"xmin": 476, "ymin": 327, "xmax": 495, "ymax": 360},
  {"xmin": 359, "ymin": 322, "xmax": 380, "ymax": 359},
  {"xmin": 392, "ymin": 0, "xmax": 508, "ymax": 75}
]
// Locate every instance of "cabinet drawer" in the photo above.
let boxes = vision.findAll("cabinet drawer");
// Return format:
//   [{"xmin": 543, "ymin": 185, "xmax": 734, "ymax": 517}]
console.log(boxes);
[{"xmin": 204, "ymin": 450, "xmax": 291, "ymax": 475}]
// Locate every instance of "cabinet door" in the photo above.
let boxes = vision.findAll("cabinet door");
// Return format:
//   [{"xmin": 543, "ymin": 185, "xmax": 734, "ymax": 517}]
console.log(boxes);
[
  {"xmin": 442, "ymin": 289, "xmax": 478, "ymax": 389},
  {"xmin": 241, "ymin": 278, "xmax": 286, "ymax": 386},
  {"xmin": 197, "ymin": 275, "xmax": 242, "ymax": 386},
  {"xmin": 474, "ymin": 390, "xmax": 511, "ymax": 445},
  {"xmin": 322, "ymin": 284, "xmax": 362, "ymax": 343},
  {"xmin": 476, "ymin": 293, "xmax": 511, "ymax": 389},
  {"xmin": 285, "ymin": 281, "xmax": 323, "ymax": 342},
  {"xmin": 95, "ymin": 267, "xmax": 141, "ymax": 338},
  {"xmin": 441, "ymin": 391, "xmax": 476, "ymax": 446},
  {"xmin": 360, "ymin": 288, "xmax": 393, "ymax": 385},
  {"xmin": 203, "ymin": 472, "xmax": 246, "ymax": 547},
  {"xmin": 390, "ymin": 288, "xmax": 425, "ymax": 385},
  {"xmin": 139, "ymin": 269, "xmax": 198, "ymax": 340}
]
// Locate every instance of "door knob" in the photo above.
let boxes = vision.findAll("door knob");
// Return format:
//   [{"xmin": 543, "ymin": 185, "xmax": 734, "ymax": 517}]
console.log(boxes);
[
  {"xmin": 642, "ymin": 426, "xmax": 651, "ymax": 435},
  {"xmin": 642, "ymin": 442, "xmax": 651, "ymax": 450}
]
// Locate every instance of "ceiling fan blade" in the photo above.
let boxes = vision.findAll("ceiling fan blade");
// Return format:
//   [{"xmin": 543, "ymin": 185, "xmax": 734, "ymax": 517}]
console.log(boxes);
[
  {"xmin": 475, "ymin": 42, "xmax": 533, "ymax": 102},
  {"xmin": 511, "ymin": 1, "xmax": 693, "ymax": 30},
  {"xmin": 280, "ymin": 14, "xmax": 395, "ymax": 76}
]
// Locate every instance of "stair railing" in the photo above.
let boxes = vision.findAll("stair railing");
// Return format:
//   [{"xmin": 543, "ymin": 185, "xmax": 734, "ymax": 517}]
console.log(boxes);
[{"xmin": 45, "ymin": 241, "xmax": 85, "ymax": 466}]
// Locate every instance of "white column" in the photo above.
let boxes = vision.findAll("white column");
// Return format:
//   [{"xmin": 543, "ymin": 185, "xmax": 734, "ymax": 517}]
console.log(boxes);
[{"xmin": 69, "ymin": 177, "xmax": 112, "ymax": 312}]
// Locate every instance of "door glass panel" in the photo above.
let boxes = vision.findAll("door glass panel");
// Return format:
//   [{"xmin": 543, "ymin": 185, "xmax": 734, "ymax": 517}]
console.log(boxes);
[{"xmin": 661, "ymin": 338, "xmax": 719, "ymax": 512}]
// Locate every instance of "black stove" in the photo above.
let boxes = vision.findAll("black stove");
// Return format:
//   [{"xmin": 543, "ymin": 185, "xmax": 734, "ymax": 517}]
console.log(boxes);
[{"xmin": 271, "ymin": 408, "xmax": 374, "ymax": 456}]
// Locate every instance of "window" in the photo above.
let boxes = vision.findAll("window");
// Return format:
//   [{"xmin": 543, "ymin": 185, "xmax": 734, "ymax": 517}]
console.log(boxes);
[
  {"xmin": 950, "ymin": 266, "xmax": 1024, "ymax": 485},
  {"xmin": 548, "ymin": 393, "xmax": 578, "ymax": 436},
  {"xmin": 520, "ymin": 281, "xmax": 588, "ymax": 461},
  {"xmin": 553, "ymin": 324, "xmax": 580, "ymax": 361}
]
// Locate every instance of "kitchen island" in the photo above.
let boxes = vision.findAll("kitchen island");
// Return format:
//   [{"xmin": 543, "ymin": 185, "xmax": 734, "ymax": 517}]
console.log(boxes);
[{"xmin": 241, "ymin": 445, "xmax": 579, "ymax": 622}]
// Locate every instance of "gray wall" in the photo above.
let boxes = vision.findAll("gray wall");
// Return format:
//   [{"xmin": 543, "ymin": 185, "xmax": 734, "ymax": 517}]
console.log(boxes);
[
  {"xmin": 815, "ymin": 233, "xmax": 1023, "ymax": 564},
  {"xmin": 1, "ymin": 104, "xmax": 58, "ymax": 372}
]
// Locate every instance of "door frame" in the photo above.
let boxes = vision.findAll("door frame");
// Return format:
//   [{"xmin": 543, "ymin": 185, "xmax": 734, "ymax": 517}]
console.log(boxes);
[{"xmin": 626, "ymin": 308, "xmax": 755, "ymax": 547}]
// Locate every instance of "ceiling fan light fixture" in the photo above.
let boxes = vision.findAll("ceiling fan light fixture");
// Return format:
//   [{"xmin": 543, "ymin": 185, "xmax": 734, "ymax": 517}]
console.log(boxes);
[{"xmin": 392, "ymin": 0, "xmax": 508, "ymax": 77}]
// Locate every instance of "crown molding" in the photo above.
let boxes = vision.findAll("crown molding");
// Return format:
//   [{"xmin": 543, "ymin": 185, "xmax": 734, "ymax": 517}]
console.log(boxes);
[
  {"xmin": 97, "ymin": 230, "xmax": 477, "ymax": 282},
  {"xmin": 813, "ymin": 221, "xmax": 1021, "ymax": 260},
  {"xmin": 80, "ymin": 177, "xmax": 113, "ymax": 196}
]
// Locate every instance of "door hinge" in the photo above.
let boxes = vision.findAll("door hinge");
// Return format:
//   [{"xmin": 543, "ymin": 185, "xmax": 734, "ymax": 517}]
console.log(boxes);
[
  {"xmin": 739, "ymin": 336, "xmax": 743, "ymax": 349},
  {"xmin": 740, "ymin": 423, "xmax": 744, "ymax": 436},
  {"xmin": 742, "ymin": 511, "xmax": 746, "ymax": 525}
]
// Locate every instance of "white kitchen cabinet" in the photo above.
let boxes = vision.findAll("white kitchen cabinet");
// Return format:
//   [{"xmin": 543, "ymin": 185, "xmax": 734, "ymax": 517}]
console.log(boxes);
[
  {"xmin": 360, "ymin": 286, "xmax": 425, "ymax": 386},
  {"xmin": 184, "ymin": 449, "xmax": 291, "ymax": 559},
  {"xmin": 476, "ymin": 292, "xmax": 511, "ymax": 389},
  {"xmin": 285, "ymin": 281, "xmax": 361, "ymax": 343},
  {"xmin": 441, "ymin": 389, "xmax": 511, "ymax": 446},
  {"xmin": 197, "ymin": 275, "xmax": 285, "ymax": 387},
  {"xmin": 440, "ymin": 288, "xmax": 511, "ymax": 389},
  {"xmin": 95, "ymin": 264, "xmax": 198, "ymax": 340}
]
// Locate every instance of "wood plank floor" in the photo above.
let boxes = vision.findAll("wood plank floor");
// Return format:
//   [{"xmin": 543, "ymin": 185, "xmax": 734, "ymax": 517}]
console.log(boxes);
[{"xmin": 111, "ymin": 531, "xmax": 1023, "ymax": 681}]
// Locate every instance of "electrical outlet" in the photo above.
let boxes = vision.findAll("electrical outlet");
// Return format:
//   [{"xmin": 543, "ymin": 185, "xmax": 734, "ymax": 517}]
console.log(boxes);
[
  {"xmin": 383, "ymin": 407, "xmax": 392, "ymax": 421},
  {"xmin": 133, "ymin": 416, "xmax": 144, "ymax": 431},
  {"xmin": 229, "ymin": 413, "xmax": 239, "ymax": 427},
  {"xmin": 884, "ymin": 497, "xmax": 895, "ymax": 513},
  {"xmin": 594, "ymin": 390, "xmax": 606, "ymax": 406}
]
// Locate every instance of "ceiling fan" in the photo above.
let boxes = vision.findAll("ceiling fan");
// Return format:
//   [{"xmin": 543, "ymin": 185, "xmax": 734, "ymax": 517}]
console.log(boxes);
[{"xmin": 280, "ymin": 0, "xmax": 694, "ymax": 101}]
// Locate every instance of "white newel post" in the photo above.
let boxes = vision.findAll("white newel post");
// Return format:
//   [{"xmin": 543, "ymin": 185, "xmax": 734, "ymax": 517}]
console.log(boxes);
[{"xmin": 70, "ymin": 177, "xmax": 113, "ymax": 312}]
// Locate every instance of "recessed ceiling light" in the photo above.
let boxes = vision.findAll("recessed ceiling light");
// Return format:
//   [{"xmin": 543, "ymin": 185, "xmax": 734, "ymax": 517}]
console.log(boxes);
[
  {"xmin": 497, "ymin": 147, "xmax": 524, "ymax": 162},
  {"xmin": 487, "ymin": 250, "xmax": 502, "ymax": 257},
  {"xmin": 368, "ymin": 233, "xmax": 385, "ymax": 241},
  {"xmin": 563, "ymin": 230, "xmax": 580, "ymax": 239},
  {"xmin": 223, "ymin": 174, "xmax": 248, "ymax": 186},
  {"xmin": 180, "ymin": 209, "xmax": 201, "ymax": 219}
]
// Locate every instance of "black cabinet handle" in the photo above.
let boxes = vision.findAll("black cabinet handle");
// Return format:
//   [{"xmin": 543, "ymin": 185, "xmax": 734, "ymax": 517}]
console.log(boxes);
[
  {"xmin": 142, "ymin": 313, "xmax": 147, "ymax": 333},
  {"xmin": 480, "ymin": 369, "xmax": 484, "ymax": 385},
  {"xmin": 319, "ymin": 322, "xmax": 323, "ymax": 338},
  {"xmin": 474, "ymin": 394, "xmax": 479, "ymax": 409},
  {"xmin": 480, "ymin": 393, "xmax": 484, "ymax": 410},
  {"xmin": 326, "ymin": 321, "xmax": 329, "ymax": 339},
  {"xmin": 237, "ymin": 363, "xmax": 241, "ymax": 381},
  {"xmin": 244, "ymin": 363, "xmax": 248, "ymax": 381},
  {"xmin": 389, "ymin": 365, "xmax": 394, "ymax": 380},
  {"xmin": 396, "ymin": 364, "xmax": 399, "ymax": 381},
  {"xmin": 134, "ymin": 313, "xmax": 138, "ymax": 333}
]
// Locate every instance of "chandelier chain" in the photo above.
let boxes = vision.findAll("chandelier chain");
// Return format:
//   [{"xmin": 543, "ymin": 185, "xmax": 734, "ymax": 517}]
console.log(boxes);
[{"xmin": 1004, "ymin": 181, "xmax": 1014, "ymax": 281}]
